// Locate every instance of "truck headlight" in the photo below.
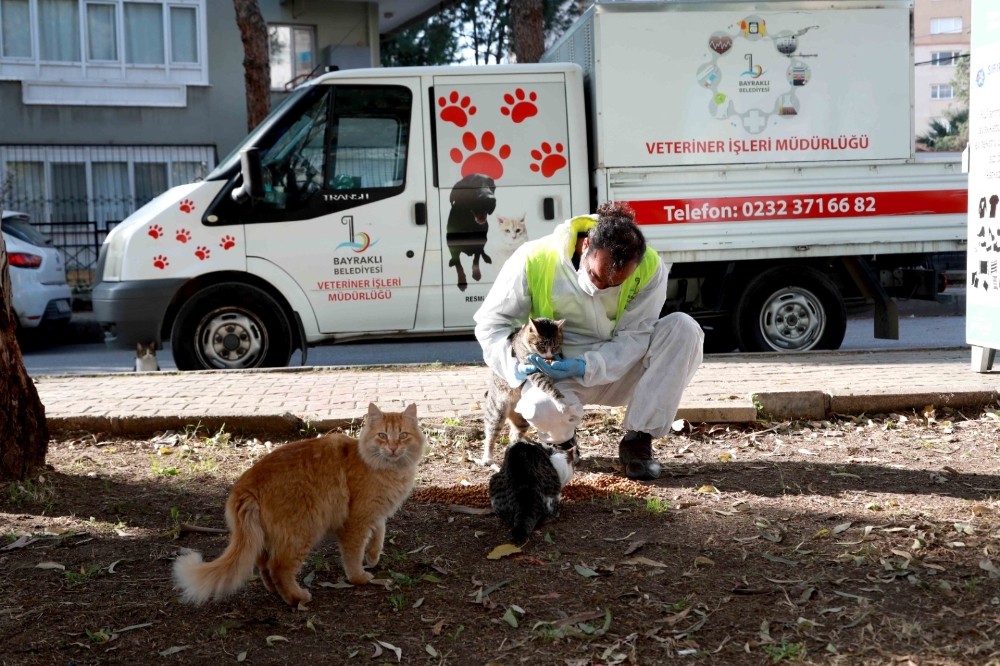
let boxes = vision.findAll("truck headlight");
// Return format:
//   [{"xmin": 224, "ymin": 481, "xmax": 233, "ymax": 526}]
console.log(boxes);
[{"xmin": 101, "ymin": 228, "xmax": 127, "ymax": 281}]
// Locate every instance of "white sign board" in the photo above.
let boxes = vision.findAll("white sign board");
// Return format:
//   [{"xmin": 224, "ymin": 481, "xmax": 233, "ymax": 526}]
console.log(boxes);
[
  {"xmin": 966, "ymin": 0, "xmax": 1000, "ymax": 371},
  {"xmin": 593, "ymin": 4, "xmax": 913, "ymax": 167}
]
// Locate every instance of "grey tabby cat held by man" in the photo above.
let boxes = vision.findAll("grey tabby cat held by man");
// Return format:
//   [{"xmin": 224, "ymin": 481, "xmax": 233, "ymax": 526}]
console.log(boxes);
[{"xmin": 474, "ymin": 201, "xmax": 704, "ymax": 480}]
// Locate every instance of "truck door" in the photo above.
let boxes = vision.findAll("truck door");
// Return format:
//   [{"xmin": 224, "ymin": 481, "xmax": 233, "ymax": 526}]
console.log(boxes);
[
  {"xmin": 432, "ymin": 72, "xmax": 573, "ymax": 327},
  {"xmin": 242, "ymin": 79, "xmax": 427, "ymax": 334}
]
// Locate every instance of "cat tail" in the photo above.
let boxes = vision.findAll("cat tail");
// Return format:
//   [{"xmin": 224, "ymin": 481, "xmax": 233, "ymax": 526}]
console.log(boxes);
[
  {"xmin": 510, "ymin": 493, "xmax": 542, "ymax": 545},
  {"xmin": 172, "ymin": 496, "xmax": 265, "ymax": 605},
  {"xmin": 511, "ymin": 511, "xmax": 539, "ymax": 545}
]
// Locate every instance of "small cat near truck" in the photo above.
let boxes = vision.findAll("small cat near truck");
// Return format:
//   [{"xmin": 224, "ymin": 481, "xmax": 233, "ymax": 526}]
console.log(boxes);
[{"xmin": 92, "ymin": 0, "xmax": 966, "ymax": 371}]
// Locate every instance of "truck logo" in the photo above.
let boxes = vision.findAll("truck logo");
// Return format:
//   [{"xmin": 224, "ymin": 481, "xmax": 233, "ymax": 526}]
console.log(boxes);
[
  {"xmin": 336, "ymin": 215, "xmax": 377, "ymax": 253},
  {"xmin": 742, "ymin": 54, "xmax": 764, "ymax": 78},
  {"xmin": 697, "ymin": 16, "xmax": 818, "ymax": 134}
]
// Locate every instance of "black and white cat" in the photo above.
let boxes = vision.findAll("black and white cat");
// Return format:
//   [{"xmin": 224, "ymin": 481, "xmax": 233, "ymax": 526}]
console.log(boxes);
[
  {"xmin": 488, "ymin": 438, "xmax": 579, "ymax": 545},
  {"xmin": 134, "ymin": 342, "xmax": 160, "ymax": 372}
]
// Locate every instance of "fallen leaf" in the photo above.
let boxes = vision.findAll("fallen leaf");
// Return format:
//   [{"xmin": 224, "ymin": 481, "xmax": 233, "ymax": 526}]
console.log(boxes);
[
  {"xmin": 621, "ymin": 556, "xmax": 668, "ymax": 568},
  {"xmin": 374, "ymin": 640, "xmax": 402, "ymax": 661},
  {"xmin": 1, "ymin": 535, "xmax": 37, "ymax": 551},
  {"xmin": 574, "ymin": 563, "xmax": 599, "ymax": 578},
  {"xmin": 487, "ymin": 544, "xmax": 522, "ymax": 560},
  {"xmin": 158, "ymin": 645, "xmax": 190, "ymax": 656},
  {"xmin": 696, "ymin": 485, "xmax": 720, "ymax": 494},
  {"xmin": 35, "ymin": 561, "xmax": 65, "ymax": 571},
  {"xmin": 502, "ymin": 607, "xmax": 518, "ymax": 627},
  {"xmin": 622, "ymin": 539, "xmax": 646, "ymax": 556},
  {"xmin": 979, "ymin": 559, "xmax": 1000, "ymax": 578},
  {"xmin": 694, "ymin": 556, "xmax": 715, "ymax": 568},
  {"xmin": 265, "ymin": 635, "xmax": 288, "ymax": 646}
]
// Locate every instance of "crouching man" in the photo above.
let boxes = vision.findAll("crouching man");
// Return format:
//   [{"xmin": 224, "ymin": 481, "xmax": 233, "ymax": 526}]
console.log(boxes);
[{"xmin": 474, "ymin": 201, "xmax": 704, "ymax": 480}]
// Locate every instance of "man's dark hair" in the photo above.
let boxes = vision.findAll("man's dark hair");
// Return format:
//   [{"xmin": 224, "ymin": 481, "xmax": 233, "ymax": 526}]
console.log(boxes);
[{"xmin": 588, "ymin": 201, "xmax": 646, "ymax": 270}]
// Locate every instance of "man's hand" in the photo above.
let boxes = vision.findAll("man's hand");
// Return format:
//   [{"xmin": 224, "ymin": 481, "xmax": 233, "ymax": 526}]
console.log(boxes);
[
  {"xmin": 528, "ymin": 354, "xmax": 586, "ymax": 380},
  {"xmin": 513, "ymin": 361, "xmax": 538, "ymax": 382}
]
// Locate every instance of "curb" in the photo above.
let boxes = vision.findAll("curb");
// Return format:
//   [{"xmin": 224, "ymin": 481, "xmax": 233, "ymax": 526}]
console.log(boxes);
[{"xmin": 46, "ymin": 389, "xmax": 1000, "ymax": 440}]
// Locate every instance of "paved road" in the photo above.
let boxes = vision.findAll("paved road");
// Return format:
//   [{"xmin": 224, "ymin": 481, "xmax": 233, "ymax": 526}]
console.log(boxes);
[{"xmin": 21, "ymin": 310, "xmax": 967, "ymax": 376}]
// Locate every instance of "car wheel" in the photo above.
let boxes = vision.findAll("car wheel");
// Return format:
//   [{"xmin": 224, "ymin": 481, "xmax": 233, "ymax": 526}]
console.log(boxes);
[
  {"xmin": 735, "ymin": 267, "xmax": 846, "ymax": 352},
  {"xmin": 171, "ymin": 283, "xmax": 292, "ymax": 370}
]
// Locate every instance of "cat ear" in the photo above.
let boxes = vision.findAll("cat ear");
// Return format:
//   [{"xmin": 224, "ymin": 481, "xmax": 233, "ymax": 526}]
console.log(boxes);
[
  {"xmin": 404, "ymin": 403, "xmax": 417, "ymax": 419},
  {"xmin": 136, "ymin": 342, "xmax": 142, "ymax": 352},
  {"xmin": 554, "ymin": 319, "xmax": 565, "ymax": 328},
  {"xmin": 368, "ymin": 403, "xmax": 382, "ymax": 419}
]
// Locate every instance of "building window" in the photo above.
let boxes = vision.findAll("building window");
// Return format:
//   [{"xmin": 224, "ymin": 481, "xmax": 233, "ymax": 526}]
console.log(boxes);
[
  {"xmin": 931, "ymin": 83, "xmax": 955, "ymax": 100},
  {"xmin": 87, "ymin": 3, "xmax": 118, "ymax": 61},
  {"xmin": 930, "ymin": 17, "xmax": 962, "ymax": 34},
  {"xmin": 931, "ymin": 51, "xmax": 961, "ymax": 66},
  {"xmin": 0, "ymin": 0, "xmax": 31, "ymax": 58},
  {"xmin": 0, "ymin": 0, "xmax": 207, "ymax": 102},
  {"xmin": 269, "ymin": 24, "xmax": 315, "ymax": 91}
]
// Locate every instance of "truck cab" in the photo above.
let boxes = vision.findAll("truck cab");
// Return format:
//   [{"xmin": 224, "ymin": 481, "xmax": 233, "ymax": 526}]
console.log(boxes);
[{"xmin": 92, "ymin": 64, "xmax": 589, "ymax": 369}]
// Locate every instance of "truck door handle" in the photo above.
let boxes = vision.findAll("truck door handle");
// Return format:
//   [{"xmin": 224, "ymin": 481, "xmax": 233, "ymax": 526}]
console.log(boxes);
[
  {"xmin": 414, "ymin": 202, "xmax": 427, "ymax": 226},
  {"xmin": 543, "ymin": 197, "xmax": 555, "ymax": 220}
]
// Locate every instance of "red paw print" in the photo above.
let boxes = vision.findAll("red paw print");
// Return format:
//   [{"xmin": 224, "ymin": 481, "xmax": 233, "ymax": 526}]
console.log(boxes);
[
  {"xmin": 195, "ymin": 246, "xmax": 210, "ymax": 260},
  {"xmin": 529, "ymin": 141, "xmax": 568, "ymax": 178},
  {"xmin": 148, "ymin": 224, "xmax": 163, "ymax": 239},
  {"xmin": 220, "ymin": 235, "xmax": 236, "ymax": 250},
  {"xmin": 450, "ymin": 131, "xmax": 511, "ymax": 180},
  {"xmin": 500, "ymin": 88, "xmax": 538, "ymax": 124},
  {"xmin": 179, "ymin": 199, "xmax": 196, "ymax": 214},
  {"xmin": 153, "ymin": 254, "xmax": 169, "ymax": 270},
  {"xmin": 176, "ymin": 228, "xmax": 192, "ymax": 243},
  {"xmin": 438, "ymin": 91, "xmax": 477, "ymax": 127}
]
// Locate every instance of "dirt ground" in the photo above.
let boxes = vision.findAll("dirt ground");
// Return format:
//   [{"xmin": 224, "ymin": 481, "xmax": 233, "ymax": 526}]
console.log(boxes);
[{"xmin": 2, "ymin": 404, "xmax": 1000, "ymax": 665}]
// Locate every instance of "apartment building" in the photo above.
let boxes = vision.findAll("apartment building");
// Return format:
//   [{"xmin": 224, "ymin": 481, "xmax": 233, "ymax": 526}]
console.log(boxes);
[
  {"xmin": 914, "ymin": 0, "xmax": 972, "ymax": 142},
  {"xmin": 0, "ymin": 0, "xmax": 441, "ymax": 225}
]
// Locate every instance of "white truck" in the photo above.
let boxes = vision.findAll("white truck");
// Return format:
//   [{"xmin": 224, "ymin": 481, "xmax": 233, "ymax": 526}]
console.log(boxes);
[{"xmin": 92, "ymin": 0, "xmax": 967, "ymax": 370}]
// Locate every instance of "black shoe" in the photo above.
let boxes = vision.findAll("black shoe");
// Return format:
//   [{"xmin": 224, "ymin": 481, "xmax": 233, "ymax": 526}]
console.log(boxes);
[{"xmin": 618, "ymin": 431, "xmax": 661, "ymax": 480}]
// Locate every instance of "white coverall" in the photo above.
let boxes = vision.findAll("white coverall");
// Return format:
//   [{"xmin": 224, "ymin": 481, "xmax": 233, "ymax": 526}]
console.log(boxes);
[{"xmin": 473, "ymin": 218, "xmax": 705, "ymax": 444}]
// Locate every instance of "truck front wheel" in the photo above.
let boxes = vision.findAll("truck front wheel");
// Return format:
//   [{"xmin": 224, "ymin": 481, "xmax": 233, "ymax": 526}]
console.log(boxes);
[
  {"xmin": 171, "ymin": 284, "xmax": 293, "ymax": 370},
  {"xmin": 735, "ymin": 267, "xmax": 846, "ymax": 352}
]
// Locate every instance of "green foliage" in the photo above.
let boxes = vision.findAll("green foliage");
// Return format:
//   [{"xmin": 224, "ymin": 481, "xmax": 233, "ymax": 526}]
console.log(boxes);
[
  {"xmin": 917, "ymin": 52, "xmax": 969, "ymax": 152},
  {"xmin": 381, "ymin": 0, "xmax": 583, "ymax": 66},
  {"xmin": 762, "ymin": 641, "xmax": 805, "ymax": 662}
]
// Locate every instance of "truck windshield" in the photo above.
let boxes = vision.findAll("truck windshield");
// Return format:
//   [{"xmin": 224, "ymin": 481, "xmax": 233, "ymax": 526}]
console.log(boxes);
[{"xmin": 205, "ymin": 85, "xmax": 324, "ymax": 181}]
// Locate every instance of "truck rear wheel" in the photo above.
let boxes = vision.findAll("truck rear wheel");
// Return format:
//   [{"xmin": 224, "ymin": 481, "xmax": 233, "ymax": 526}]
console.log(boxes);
[
  {"xmin": 735, "ymin": 267, "xmax": 846, "ymax": 352},
  {"xmin": 171, "ymin": 284, "xmax": 293, "ymax": 370}
]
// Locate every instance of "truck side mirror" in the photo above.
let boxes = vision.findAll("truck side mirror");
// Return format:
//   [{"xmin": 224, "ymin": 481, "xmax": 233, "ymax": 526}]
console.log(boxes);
[{"xmin": 231, "ymin": 148, "xmax": 264, "ymax": 204}]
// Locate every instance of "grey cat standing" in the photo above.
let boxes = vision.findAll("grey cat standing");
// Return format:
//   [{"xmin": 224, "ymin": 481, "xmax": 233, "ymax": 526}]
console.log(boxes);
[
  {"xmin": 488, "ymin": 439, "xmax": 578, "ymax": 544},
  {"xmin": 479, "ymin": 318, "xmax": 565, "ymax": 465}
]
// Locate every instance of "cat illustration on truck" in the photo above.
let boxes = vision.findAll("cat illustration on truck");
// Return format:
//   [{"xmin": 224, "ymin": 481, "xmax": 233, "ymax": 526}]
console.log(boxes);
[{"xmin": 93, "ymin": 0, "xmax": 966, "ymax": 370}]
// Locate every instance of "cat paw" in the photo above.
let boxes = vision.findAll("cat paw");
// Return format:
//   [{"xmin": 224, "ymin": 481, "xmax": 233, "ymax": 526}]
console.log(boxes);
[
  {"xmin": 285, "ymin": 589, "xmax": 312, "ymax": 607},
  {"xmin": 348, "ymin": 571, "xmax": 375, "ymax": 585},
  {"xmin": 470, "ymin": 450, "xmax": 493, "ymax": 466}
]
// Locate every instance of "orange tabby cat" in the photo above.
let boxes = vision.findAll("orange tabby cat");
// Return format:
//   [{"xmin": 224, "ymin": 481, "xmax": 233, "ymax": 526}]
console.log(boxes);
[{"xmin": 172, "ymin": 402, "xmax": 424, "ymax": 607}]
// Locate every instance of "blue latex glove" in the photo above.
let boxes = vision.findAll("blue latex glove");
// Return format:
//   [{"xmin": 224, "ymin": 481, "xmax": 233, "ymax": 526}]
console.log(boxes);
[
  {"xmin": 528, "ymin": 354, "xmax": 586, "ymax": 380},
  {"xmin": 513, "ymin": 361, "xmax": 538, "ymax": 382}
]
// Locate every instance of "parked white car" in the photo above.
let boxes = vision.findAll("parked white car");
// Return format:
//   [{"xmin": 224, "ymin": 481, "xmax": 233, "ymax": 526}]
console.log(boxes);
[{"xmin": 2, "ymin": 211, "xmax": 73, "ymax": 329}]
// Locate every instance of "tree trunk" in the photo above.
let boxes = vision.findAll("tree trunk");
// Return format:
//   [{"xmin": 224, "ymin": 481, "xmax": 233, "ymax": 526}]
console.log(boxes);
[
  {"xmin": 511, "ymin": 0, "xmax": 545, "ymax": 63},
  {"xmin": 0, "ymin": 214, "xmax": 49, "ymax": 482},
  {"xmin": 232, "ymin": 0, "xmax": 271, "ymax": 132}
]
